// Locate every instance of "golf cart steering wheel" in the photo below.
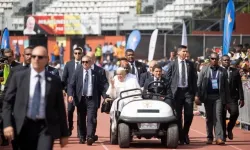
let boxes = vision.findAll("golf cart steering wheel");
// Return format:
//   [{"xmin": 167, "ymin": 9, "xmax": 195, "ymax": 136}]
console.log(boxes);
[{"xmin": 147, "ymin": 81, "xmax": 165, "ymax": 95}]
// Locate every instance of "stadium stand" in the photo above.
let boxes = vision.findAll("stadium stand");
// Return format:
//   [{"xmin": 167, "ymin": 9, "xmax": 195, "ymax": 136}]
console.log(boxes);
[{"xmin": 0, "ymin": 0, "xmax": 213, "ymax": 31}]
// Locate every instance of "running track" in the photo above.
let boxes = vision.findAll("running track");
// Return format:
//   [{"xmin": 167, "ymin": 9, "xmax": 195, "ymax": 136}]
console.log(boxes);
[{"xmin": 2, "ymin": 109, "xmax": 250, "ymax": 150}]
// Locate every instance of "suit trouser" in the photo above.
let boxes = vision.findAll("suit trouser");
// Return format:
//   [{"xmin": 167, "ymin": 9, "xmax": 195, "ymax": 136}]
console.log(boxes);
[
  {"xmin": 222, "ymin": 101, "xmax": 239, "ymax": 138},
  {"xmin": 204, "ymin": 94, "xmax": 224, "ymax": 140},
  {"xmin": 93, "ymin": 108, "xmax": 98, "ymax": 136},
  {"xmin": 67, "ymin": 102, "xmax": 75, "ymax": 131},
  {"xmin": 175, "ymin": 88, "xmax": 194, "ymax": 141},
  {"xmin": 17, "ymin": 118, "xmax": 54, "ymax": 150},
  {"xmin": 77, "ymin": 96, "xmax": 96, "ymax": 139}
]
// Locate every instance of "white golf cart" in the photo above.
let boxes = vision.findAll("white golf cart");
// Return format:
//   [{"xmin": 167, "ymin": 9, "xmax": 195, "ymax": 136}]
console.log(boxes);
[{"xmin": 110, "ymin": 81, "xmax": 179, "ymax": 148}]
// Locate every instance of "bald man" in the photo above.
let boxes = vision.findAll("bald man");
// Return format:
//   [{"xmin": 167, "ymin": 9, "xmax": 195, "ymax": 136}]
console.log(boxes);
[
  {"xmin": 86, "ymin": 52, "xmax": 109, "ymax": 141},
  {"xmin": 139, "ymin": 60, "xmax": 157, "ymax": 87},
  {"xmin": 3, "ymin": 46, "xmax": 68, "ymax": 150}
]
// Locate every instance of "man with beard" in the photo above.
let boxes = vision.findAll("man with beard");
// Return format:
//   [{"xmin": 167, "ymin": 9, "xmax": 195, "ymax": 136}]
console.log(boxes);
[{"xmin": 221, "ymin": 55, "xmax": 244, "ymax": 141}]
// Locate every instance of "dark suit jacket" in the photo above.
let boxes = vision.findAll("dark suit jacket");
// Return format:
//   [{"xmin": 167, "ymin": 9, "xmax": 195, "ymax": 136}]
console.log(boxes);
[
  {"xmin": 139, "ymin": 71, "xmax": 152, "ymax": 87},
  {"xmin": 46, "ymin": 65, "xmax": 60, "ymax": 77},
  {"xmin": 62, "ymin": 60, "xmax": 78, "ymax": 92},
  {"xmin": 197, "ymin": 65, "xmax": 230, "ymax": 104},
  {"xmin": 166, "ymin": 59, "xmax": 197, "ymax": 97},
  {"xmin": 228, "ymin": 67, "xmax": 244, "ymax": 102},
  {"xmin": 93, "ymin": 64, "xmax": 109, "ymax": 108},
  {"xmin": 133, "ymin": 61, "xmax": 147, "ymax": 80},
  {"xmin": 68, "ymin": 66, "xmax": 107, "ymax": 108},
  {"xmin": 2, "ymin": 69, "xmax": 68, "ymax": 139},
  {"xmin": 143, "ymin": 76, "xmax": 173, "ymax": 102}
]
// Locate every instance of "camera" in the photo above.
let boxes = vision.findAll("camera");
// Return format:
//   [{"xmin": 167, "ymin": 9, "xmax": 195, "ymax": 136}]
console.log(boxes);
[{"xmin": 0, "ymin": 49, "xmax": 9, "ymax": 64}]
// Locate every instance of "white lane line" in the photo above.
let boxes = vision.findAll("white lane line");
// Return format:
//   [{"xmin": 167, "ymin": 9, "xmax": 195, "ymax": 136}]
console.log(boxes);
[
  {"xmin": 101, "ymin": 143, "xmax": 110, "ymax": 150},
  {"xmin": 190, "ymin": 128, "xmax": 243, "ymax": 150}
]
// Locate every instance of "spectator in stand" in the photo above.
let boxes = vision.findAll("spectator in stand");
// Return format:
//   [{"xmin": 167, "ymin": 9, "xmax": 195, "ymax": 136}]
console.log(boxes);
[
  {"xmin": 53, "ymin": 42, "xmax": 60, "ymax": 61},
  {"xmin": 107, "ymin": 43, "xmax": 114, "ymax": 62},
  {"xmin": 102, "ymin": 43, "xmax": 108, "ymax": 61},
  {"xmin": 95, "ymin": 44, "xmax": 102, "ymax": 63},
  {"xmin": 14, "ymin": 42, "xmax": 20, "ymax": 62},
  {"xmin": 59, "ymin": 43, "xmax": 65, "ymax": 65},
  {"xmin": 232, "ymin": 44, "xmax": 243, "ymax": 60},
  {"xmin": 169, "ymin": 51, "xmax": 176, "ymax": 61},
  {"xmin": 84, "ymin": 44, "xmax": 92, "ymax": 53}
]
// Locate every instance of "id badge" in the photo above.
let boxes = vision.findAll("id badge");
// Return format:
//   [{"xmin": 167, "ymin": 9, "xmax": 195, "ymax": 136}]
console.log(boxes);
[{"xmin": 211, "ymin": 79, "xmax": 218, "ymax": 89}]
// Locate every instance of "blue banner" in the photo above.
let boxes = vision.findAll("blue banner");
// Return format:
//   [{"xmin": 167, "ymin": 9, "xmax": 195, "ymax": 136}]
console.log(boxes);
[
  {"xmin": 126, "ymin": 30, "xmax": 141, "ymax": 51},
  {"xmin": 222, "ymin": 0, "xmax": 235, "ymax": 55},
  {"xmin": 1, "ymin": 28, "xmax": 10, "ymax": 49}
]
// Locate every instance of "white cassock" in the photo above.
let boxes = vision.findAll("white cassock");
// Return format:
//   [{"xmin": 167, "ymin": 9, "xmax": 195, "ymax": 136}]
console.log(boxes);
[{"xmin": 106, "ymin": 74, "xmax": 141, "ymax": 132}]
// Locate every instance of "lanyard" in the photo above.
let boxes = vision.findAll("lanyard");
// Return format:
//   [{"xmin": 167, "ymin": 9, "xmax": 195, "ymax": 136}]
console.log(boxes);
[{"xmin": 210, "ymin": 70, "xmax": 219, "ymax": 79}]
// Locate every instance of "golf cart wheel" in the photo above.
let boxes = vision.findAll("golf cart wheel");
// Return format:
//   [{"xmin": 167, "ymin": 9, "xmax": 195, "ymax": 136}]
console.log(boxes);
[
  {"xmin": 110, "ymin": 123, "xmax": 118, "ymax": 144},
  {"xmin": 118, "ymin": 123, "xmax": 130, "ymax": 148},
  {"xmin": 166, "ymin": 124, "xmax": 179, "ymax": 148}
]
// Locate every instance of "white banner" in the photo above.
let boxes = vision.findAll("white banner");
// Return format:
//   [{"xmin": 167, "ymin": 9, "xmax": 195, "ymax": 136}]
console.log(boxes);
[
  {"xmin": 148, "ymin": 29, "xmax": 158, "ymax": 61},
  {"xmin": 181, "ymin": 20, "xmax": 187, "ymax": 46}
]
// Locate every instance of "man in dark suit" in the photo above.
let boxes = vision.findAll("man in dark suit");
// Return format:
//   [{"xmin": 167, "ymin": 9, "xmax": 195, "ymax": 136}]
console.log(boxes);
[
  {"xmin": 68, "ymin": 56, "xmax": 107, "ymax": 145},
  {"xmin": 86, "ymin": 52, "xmax": 109, "ymax": 141},
  {"xmin": 143, "ymin": 64, "xmax": 173, "ymax": 105},
  {"xmin": 62, "ymin": 47, "xmax": 83, "ymax": 136},
  {"xmin": 46, "ymin": 65, "xmax": 60, "ymax": 77},
  {"xmin": 4, "ymin": 49, "xmax": 20, "ymax": 68},
  {"xmin": 2, "ymin": 46, "xmax": 68, "ymax": 150},
  {"xmin": 139, "ymin": 60, "xmax": 157, "ymax": 87},
  {"xmin": 1, "ymin": 46, "xmax": 32, "ymax": 149},
  {"xmin": 221, "ymin": 55, "xmax": 244, "ymax": 141},
  {"xmin": 125, "ymin": 49, "xmax": 147, "ymax": 81},
  {"xmin": 196, "ymin": 52, "xmax": 229, "ymax": 145},
  {"xmin": 166, "ymin": 45, "xmax": 197, "ymax": 145}
]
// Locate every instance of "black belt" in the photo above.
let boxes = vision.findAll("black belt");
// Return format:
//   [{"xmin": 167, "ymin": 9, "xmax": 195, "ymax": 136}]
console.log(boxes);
[
  {"xmin": 25, "ymin": 117, "xmax": 45, "ymax": 123},
  {"xmin": 177, "ymin": 87, "xmax": 188, "ymax": 90},
  {"xmin": 82, "ymin": 95, "xmax": 93, "ymax": 99}
]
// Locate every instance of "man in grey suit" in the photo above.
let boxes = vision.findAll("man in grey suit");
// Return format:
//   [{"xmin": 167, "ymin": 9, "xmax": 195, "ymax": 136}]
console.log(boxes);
[
  {"xmin": 68, "ymin": 56, "xmax": 108, "ymax": 145},
  {"xmin": 166, "ymin": 45, "xmax": 197, "ymax": 145},
  {"xmin": 196, "ymin": 52, "xmax": 229, "ymax": 145}
]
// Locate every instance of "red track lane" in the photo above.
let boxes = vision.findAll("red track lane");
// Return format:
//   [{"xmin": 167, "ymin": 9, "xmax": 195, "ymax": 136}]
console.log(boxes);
[{"xmin": 2, "ymin": 110, "xmax": 250, "ymax": 150}]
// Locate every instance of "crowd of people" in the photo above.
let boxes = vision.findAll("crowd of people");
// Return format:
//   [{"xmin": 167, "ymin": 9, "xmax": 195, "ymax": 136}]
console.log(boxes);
[{"xmin": 0, "ymin": 43, "xmax": 246, "ymax": 150}]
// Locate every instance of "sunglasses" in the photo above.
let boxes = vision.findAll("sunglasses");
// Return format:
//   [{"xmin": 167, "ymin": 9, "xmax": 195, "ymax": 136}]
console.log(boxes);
[
  {"xmin": 82, "ymin": 61, "xmax": 89, "ymax": 64},
  {"xmin": 223, "ymin": 59, "xmax": 230, "ymax": 61},
  {"xmin": 31, "ymin": 55, "xmax": 46, "ymax": 59},
  {"xmin": 74, "ymin": 52, "xmax": 82, "ymax": 55},
  {"xmin": 210, "ymin": 58, "xmax": 218, "ymax": 60}
]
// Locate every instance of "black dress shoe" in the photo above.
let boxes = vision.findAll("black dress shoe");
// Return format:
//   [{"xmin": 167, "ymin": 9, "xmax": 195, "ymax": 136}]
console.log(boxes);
[
  {"xmin": 68, "ymin": 130, "xmax": 72, "ymax": 136},
  {"xmin": 179, "ymin": 140, "xmax": 184, "ymax": 145},
  {"xmin": 184, "ymin": 135, "xmax": 190, "ymax": 144},
  {"xmin": 79, "ymin": 138, "xmax": 86, "ymax": 144},
  {"xmin": 0, "ymin": 137, "xmax": 9, "ymax": 146},
  {"xmin": 87, "ymin": 138, "xmax": 94, "ymax": 146},
  {"xmin": 227, "ymin": 130, "xmax": 233, "ymax": 140},
  {"xmin": 93, "ymin": 135, "xmax": 98, "ymax": 141}
]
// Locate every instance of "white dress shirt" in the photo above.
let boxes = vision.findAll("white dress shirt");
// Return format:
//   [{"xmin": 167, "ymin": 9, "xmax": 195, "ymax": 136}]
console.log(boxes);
[
  {"xmin": 129, "ymin": 61, "xmax": 139, "ymax": 79},
  {"xmin": 178, "ymin": 58, "xmax": 188, "ymax": 88},
  {"xmin": 27, "ymin": 67, "xmax": 46, "ymax": 119},
  {"xmin": 82, "ymin": 69, "xmax": 93, "ymax": 96}
]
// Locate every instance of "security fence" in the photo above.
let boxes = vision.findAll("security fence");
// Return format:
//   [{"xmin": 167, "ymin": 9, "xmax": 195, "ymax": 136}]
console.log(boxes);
[{"xmin": 134, "ymin": 34, "xmax": 250, "ymax": 60}]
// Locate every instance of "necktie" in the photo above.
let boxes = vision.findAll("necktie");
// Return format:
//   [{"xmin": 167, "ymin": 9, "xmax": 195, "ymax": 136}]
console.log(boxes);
[
  {"xmin": 82, "ymin": 70, "xmax": 88, "ymax": 95},
  {"xmin": 131, "ymin": 63, "xmax": 135, "ymax": 75},
  {"xmin": 76, "ymin": 62, "xmax": 80, "ymax": 70},
  {"xmin": 30, "ymin": 74, "xmax": 41, "ymax": 120},
  {"xmin": 181, "ymin": 61, "xmax": 186, "ymax": 86}
]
